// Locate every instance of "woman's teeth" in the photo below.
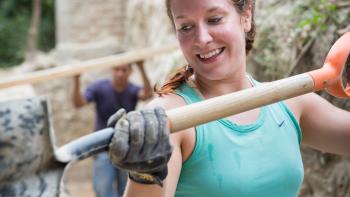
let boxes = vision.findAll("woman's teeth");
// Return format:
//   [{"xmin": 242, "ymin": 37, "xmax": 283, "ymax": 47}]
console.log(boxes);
[{"xmin": 199, "ymin": 48, "xmax": 222, "ymax": 59}]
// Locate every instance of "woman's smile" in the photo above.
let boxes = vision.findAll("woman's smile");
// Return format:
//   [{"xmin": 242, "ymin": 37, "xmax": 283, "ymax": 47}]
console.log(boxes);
[{"xmin": 196, "ymin": 47, "xmax": 225, "ymax": 64}]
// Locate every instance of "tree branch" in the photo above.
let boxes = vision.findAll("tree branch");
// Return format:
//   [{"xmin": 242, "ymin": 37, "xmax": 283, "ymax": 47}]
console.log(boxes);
[{"xmin": 285, "ymin": 35, "xmax": 316, "ymax": 77}]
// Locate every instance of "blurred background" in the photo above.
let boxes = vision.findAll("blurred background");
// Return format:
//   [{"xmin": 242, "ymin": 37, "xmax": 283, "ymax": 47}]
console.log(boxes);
[{"xmin": 0, "ymin": 0, "xmax": 349, "ymax": 196}]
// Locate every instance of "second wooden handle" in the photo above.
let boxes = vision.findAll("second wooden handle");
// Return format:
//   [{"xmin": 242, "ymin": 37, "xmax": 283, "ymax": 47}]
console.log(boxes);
[{"xmin": 0, "ymin": 43, "xmax": 178, "ymax": 89}]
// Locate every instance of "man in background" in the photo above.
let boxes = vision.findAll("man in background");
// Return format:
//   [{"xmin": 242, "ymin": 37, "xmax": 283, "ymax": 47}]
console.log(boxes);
[{"xmin": 72, "ymin": 60, "xmax": 152, "ymax": 197}]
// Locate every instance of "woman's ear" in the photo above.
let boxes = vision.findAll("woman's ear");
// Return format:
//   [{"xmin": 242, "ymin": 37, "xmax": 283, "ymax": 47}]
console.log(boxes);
[{"xmin": 241, "ymin": 5, "xmax": 253, "ymax": 32}]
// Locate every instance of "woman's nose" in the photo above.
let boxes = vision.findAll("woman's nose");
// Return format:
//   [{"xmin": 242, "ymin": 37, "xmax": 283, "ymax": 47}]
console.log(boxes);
[{"xmin": 194, "ymin": 24, "xmax": 213, "ymax": 47}]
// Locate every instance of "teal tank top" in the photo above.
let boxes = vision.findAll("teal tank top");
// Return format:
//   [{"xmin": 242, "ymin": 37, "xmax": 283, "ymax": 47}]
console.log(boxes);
[{"xmin": 174, "ymin": 81, "xmax": 304, "ymax": 197}]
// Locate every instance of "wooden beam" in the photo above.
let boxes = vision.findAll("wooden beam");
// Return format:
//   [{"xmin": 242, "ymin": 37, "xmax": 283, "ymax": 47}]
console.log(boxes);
[{"xmin": 0, "ymin": 43, "xmax": 179, "ymax": 89}]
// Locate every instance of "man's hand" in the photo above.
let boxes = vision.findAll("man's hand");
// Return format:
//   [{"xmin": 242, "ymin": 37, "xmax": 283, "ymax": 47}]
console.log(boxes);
[
  {"xmin": 72, "ymin": 74, "xmax": 87, "ymax": 108},
  {"xmin": 73, "ymin": 74, "xmax": 81, "ymax": 81},
  {"xmin": 135, "ymin": 60, "xmax": 144, "ymax": 69},
  {"xmin": 134, "ymin": 60, "xmax": 153, "ymax": 100},
  {"xmin": 107, "ymin": 107, "xmax": 173, "ymax": 186}
]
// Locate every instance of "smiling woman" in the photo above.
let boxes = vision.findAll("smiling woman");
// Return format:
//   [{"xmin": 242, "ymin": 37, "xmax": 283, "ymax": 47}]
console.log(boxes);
[{"xmin": 105, "ymin": 0, "xmax": 350, "ymax": 196}]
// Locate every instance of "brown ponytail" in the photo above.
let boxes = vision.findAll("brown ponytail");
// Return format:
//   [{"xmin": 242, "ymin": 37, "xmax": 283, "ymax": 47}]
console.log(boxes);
[{"xmin": 155, "ymin": 65, "xmax": 193, "ymax": 95}]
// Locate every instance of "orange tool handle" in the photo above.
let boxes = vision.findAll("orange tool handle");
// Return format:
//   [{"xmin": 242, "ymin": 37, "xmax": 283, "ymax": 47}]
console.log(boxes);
[{"xmin": 309, "ymin": 32, "xmax": 350, "ymax": 98}]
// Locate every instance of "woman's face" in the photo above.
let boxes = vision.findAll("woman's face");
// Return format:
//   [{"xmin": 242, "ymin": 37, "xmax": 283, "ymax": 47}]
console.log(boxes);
[{"xmin": 170, "ymin": 0, "xmax": 251, "ymax": 81}]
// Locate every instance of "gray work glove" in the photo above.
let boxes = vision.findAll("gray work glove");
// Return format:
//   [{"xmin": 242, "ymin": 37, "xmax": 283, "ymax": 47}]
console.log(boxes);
[{"xmin": 107, "ymin": 107, "xmax": 173, "ymax": 187}]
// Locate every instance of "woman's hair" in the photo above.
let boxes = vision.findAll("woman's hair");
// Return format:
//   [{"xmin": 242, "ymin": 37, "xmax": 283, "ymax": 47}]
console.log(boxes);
[{"xmin": 156, "ymin": 0, "xmax": 256, "ymax": 95}]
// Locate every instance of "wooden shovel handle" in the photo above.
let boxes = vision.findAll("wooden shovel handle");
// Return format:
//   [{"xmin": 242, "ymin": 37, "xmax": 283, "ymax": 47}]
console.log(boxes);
[{"xmin": 167, "ymin": 74, "xmax": 314, "ymax": 132}]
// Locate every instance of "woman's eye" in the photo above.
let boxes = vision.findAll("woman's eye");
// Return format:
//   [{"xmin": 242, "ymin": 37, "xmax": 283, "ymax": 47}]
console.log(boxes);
[
  {"xmin": 208, "ymin": 17, "xmax": 222, "ymax": 24},
  {"xmin": 179, "ymin": 25, "xmax": 193, "ymax": 32}
]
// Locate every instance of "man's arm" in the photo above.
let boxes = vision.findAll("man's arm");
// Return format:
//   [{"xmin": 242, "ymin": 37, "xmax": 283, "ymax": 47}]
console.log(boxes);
[
  {"xmin": 136, "ymin": 61, "xmax": 153, "ymax": 101},
  {"xmin": 72, "ymin": 75, "xmax": 88, "ymax": 108}
]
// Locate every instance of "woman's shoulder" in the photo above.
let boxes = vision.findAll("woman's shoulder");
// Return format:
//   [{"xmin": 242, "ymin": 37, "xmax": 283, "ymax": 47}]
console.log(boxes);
[{"xmin": 146, "ymin": 93, "xmax": 187, "ymax": 110}]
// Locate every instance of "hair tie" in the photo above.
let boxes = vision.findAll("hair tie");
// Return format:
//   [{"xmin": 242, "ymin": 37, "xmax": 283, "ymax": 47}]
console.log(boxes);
[{"xmin": 185, "ymin": 65, "xmax": 194, "ymax": 73}]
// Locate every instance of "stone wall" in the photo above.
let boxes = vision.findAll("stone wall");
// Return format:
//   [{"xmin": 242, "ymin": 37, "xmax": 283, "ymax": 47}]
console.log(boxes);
[{"xmin": 55, "ymin": 0, "xmax": 127, "ymax": 61}]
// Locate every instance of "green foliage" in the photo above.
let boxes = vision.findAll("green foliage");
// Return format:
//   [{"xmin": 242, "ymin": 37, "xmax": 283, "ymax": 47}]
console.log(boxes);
[
  {"xmin": 0, "ymin": 0, "xmax": 55, "ymax": 68},
  {"xmin": 250, "ymin": 0, "xmax": 342, "ymax": 81},
  {"xmin": 0, "ymin": 12, "xmax": 29, "ymax": 67},
  {"xmin": 252, "ymin": 27, "xmax": 289, "ymax": 80},
  {"xmin": 39, "ymin": 0, "xmax": 55, "ymax": 52},
  {"xmin": 294, "ymin": 0, "xmax": 338, "ymax": 41},
  {"xmin": 0, "ymin": 0, "xmax": 30, "ymax": 67}
]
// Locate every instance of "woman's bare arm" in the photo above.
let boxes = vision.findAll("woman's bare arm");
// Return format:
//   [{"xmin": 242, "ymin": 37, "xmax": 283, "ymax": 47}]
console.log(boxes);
[{"xmin": 297, "ymin": 93, "xmax": 350, "ymax": 156}]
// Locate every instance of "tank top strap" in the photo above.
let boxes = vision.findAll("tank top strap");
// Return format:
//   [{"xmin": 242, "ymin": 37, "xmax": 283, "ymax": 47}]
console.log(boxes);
[{"xmin": 174, "ymin": 82, "xmax": 203, "ymax": 104}]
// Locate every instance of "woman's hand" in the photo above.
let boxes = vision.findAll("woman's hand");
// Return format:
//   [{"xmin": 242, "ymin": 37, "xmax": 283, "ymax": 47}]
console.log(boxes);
[{"xmin": 107, "ymin": 107, "xmax": 173, "ymax": 186}]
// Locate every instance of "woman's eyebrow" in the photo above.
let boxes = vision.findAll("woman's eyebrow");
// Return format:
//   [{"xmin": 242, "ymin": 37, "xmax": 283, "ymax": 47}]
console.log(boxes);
[
  {"xmin": 207, "ymin": 6, "xmax": 221, "ymax": 13},
  {"xmin": 175, "ymin": 6, "xmax": 222, "ymax": 19},
  {"xmin": 175, "ymin": 15, "xmax": 186, "ymax": 19}
]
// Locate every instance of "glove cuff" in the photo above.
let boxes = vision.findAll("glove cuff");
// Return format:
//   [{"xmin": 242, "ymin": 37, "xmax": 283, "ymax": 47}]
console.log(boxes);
[{"xmin": 129, "ymin": 167, "xmax": 168, "ymax": 187}]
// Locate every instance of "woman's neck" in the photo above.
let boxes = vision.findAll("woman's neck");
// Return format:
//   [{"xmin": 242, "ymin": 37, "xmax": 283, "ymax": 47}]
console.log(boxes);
[{"xmin": 192, "ymin": 71, "xmax": 252, "ymax": 99}]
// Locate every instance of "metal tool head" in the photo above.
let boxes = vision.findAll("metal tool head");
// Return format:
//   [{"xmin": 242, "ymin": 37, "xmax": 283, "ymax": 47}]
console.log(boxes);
[{"xmin": 0, "ymin": 98, "xmax": 67, "ymax": 196}]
